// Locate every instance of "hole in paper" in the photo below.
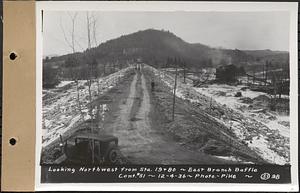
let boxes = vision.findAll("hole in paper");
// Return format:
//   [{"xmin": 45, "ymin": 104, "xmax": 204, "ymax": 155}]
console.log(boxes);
[
  {"xmin": 9, "ymin": 138, "xmax": 16, "ymax": 146},
  {"xmin": 9, "ymin": 52, "xmax": 17, "ymax": 60}
]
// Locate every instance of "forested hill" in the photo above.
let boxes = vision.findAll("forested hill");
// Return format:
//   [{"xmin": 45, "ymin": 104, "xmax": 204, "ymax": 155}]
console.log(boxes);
[{"xmin": 45, "ymin": 29, "xmax": 289, "ymax": 70}]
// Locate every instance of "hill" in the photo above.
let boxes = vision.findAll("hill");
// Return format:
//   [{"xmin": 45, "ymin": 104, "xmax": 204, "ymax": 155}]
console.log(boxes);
[{"xmin": 45, "ymin": 29, "xmax": 289, "ymax": 73}]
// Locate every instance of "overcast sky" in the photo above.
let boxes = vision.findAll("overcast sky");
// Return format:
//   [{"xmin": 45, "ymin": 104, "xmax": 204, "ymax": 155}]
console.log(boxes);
[{"xmin": 43, "ymin": 11, "xmax": 290, "ymax": 56}]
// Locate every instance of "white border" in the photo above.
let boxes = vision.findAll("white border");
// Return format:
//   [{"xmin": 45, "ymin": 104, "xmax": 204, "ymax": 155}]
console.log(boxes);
[{"xmin": 35, "ymin": 1, "xmax": 298, "ymax": 192}]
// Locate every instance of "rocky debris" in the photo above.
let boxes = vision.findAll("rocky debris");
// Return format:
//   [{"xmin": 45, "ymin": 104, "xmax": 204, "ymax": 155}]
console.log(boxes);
[
  {"xmin": 146, "ymin": 66, "xmax": 267, "ymax": 163},
  {"xmin": 201, "ymin": 139, "xmax": 232, "ymax": 156},
  {"xmin": 267, "ymin": 115, "xmax": 277, "ymax": 120},
  {"xmin": 235, "ymin": 91, "xmax": 242, "ymax": 97},
  {"xmin": 216, "ymin": 91, "xmax": 227, "ymax": 96},
  {"xmin": 278, "ymin": 121, "xmax": 289, "ymax": 127},
  {"xmin": 146, "ymin": 65, "xmax": 290, "ymax": 165}
]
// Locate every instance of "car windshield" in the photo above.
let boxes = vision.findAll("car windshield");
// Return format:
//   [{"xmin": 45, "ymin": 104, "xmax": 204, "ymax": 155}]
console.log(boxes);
[{"xmin": 76, "ymin": 138, "xmax": 90, "ymax": 143}]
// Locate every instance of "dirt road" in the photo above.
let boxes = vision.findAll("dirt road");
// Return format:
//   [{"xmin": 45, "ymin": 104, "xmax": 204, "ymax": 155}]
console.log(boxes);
[
  {"xmin": 41, "ymin": 65, "xmax": 266, "ymax": 165},
  {"xmin": 103, "ymin": 68, "xmax": 229, "ymax": 164}
]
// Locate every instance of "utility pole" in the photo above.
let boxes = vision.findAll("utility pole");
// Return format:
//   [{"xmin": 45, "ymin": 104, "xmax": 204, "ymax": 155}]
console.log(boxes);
[
  {"xmin": 265, "ymin": 60, "xmax": 268, "ymax": 85},
  {"xmin": 183, "ymin": 61, "xmax": 186, "ymax": 83},
  {"xmin": 172, "ymin": 59, "xmax": 178, "ymax": 121},
  {"xmin": 209, "ymin": 96, "xmax": 213, "ymax": 113},
  {"xmin": 262, "ymin": 64, "xmax": 265, "ymax": 86},
  {"xmin": 247, "ymin": 74, "xmax": 249, "ymax": 85},
  {"xmin": 252, "ymin": 70, "xmax": 255, "ymax": 84}
]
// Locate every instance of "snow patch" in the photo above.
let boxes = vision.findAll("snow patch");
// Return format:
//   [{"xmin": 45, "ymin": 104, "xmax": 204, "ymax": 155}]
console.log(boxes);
[
  {"xmin": 56, "ymin": 80, "xmax": 74, "ymax": 88},
  {"xmin": 145, "ymin": 64, "xmax": 290, "ymax": 165},
  {"xmin": 42, "ymin": 67, "xmax": 133, "ymax": 148}
]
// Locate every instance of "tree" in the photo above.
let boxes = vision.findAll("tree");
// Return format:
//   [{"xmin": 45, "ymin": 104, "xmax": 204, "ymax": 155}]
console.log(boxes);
[
  {"xmin": 207, "ymin": 58, "xmax": 213, "ymax": 67},
  {"xmin": 91, "ymin": 57, "xmax": 101, "ymax": 94},
  {"xmin": 103, "ymin": 62, "xmax": 107, "ymax": 76},
  {"xmin": 60, "ymin": 13, "xmax": 83, "ymax": 117},
  {"xmin": 269, "ymin": 73, "xmax": 278, "ymax": 111},
  {"xmin": 91, "ymin": 13, "xmax": 98, "ymax": 47},
  {"xmin": 238, "ymin": 66, "xmax": 246, "ymax": 76},
  {"xmin": 166, "ymin": 57, "xmax": 172, "ymax": 68},
  {"xmin": 181, "ymin": 60, "xmax": 186, "ymax": 83},
  {"xmin": 85, "ymin": 12, "xmax": 102, "ymax": 164},
  {"xmin": 60, "ymin": 13, "xmax": 80, "ymax": 53},
  {"xmin": 268, "ymin": 61, "xmax": 286, "ymax": 111},
  {"xmin": 172, "ymin": 62, "xmax": 178, "ymax": 121},
  {"xmin": 43, "ymin": 65, "xmax": 59, "ymax": 88},
  {"xmin": 64, "ymin": 56, "xmax": 82, "ymax": 114},
  {"xmin": 219, "ymin": 58, "xmax": 227, "ymax": 66}
]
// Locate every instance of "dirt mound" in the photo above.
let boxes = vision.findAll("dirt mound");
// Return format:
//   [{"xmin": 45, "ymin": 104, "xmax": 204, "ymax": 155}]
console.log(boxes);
[
  {"xmin": 240, "ymin": 87, "xmax": 248, "ymax": 91},
  {"xmin": 239, "ymin": 97, "xmax": 253, "ymax": 104},
  {"xmin": 253, "ymin": 95, "xmax": 270, "ymax": 103},
  {"xmin": 215, "ymin": 91, "xmax": 226, "ymax": 96},
  {"xmin": 201, "ymin": 139, "xmax": 232, "ymax": 156},
  {"xmin": 167, "ymin": 120, "xmax": 209, "ymax": 146},
  {"xmin": 252, "ymin": 95, "xmax": 270, "ymax": 108}
]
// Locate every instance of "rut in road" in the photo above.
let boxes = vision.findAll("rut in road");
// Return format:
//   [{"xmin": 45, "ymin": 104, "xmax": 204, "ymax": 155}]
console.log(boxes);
[
  {"xmin": 132, "ymin": 71, "xmax": 154, "ymax": 144},
  {"xmin": 108, "ymin": 69, "xmax": 228, "ymax": 164},
  {"xmin": 116, "ymin": 71, "xmax": 157, "ymax": 156}
]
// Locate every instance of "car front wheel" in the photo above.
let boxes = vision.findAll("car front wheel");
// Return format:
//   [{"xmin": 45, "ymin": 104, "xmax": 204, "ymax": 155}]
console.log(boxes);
[{"xmin": 106, "ymin": 147, "xmax": 118, "ymax": 164}]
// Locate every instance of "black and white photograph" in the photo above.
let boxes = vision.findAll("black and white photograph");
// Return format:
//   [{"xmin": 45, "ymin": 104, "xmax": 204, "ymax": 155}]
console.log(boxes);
[{"xmin": 36, "ymin": 1, "xmax": 298, "ymax": 189}]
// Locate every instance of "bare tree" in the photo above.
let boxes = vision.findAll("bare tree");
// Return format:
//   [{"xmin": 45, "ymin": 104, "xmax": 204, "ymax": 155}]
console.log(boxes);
[
  {"xmin": 60, "ymin": 13, "xmax": 83, "ymax": 118},
  {"xmin": 182, "ymin": 60, "xmax": 186, "ymax": 83},
  {"xmin": 60, "ymin": 13, "xmax": 78, "ymax": 53},
  {"xmin": 103, "ymin": 62, "xmax": 107, "ymax": 76},
  {"xmin": 268, "ymin": 62, "xmax": 282, "ymax": 111},
  {"xmin": 85, "ymin": 12, "xmax": 94, "ymax": 124},
  {"xmin": 172, "ymin": 58, "xmax": 178, "ymax": 121},
  {"xmin": 89, "ymin": 13, "xmax": 102, "ymax": 94},
  {"xmin": 85, "ymin": 11, "xmax": 96, "ymax": 164},
  {"xmin": 86, "ymin": 12, "xmax": 92, "ymax": 50},
  {"xmin": 91, "ymin": 13, "xmax": 98, "ymax": 47}
]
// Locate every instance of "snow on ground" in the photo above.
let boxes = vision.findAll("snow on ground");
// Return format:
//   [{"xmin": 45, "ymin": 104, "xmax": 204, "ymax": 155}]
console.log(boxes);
[
  {"xmin": 214, "ymin": 156, "xmax": 254, "ymax": 164},
  {"xmin": 146, "ymin": 64, "xmax": 290, "ymax": 165},
  {"xmin": 247, "ymin": 136, "xmax": 286, "ymax": 165},
  {"xmin": 194, "ymin": 84, "xmax": 290, "ymax": 138},
  {"xmin": 56, "ymin": 80, "xmax": 74, "ymax": 88},
  {"xmin": 42, "ymin": 67, "xmax": 133, "ymax": 148}
]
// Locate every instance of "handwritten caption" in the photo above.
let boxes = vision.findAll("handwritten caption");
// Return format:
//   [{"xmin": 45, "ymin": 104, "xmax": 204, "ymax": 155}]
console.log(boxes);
[{"xmin": 46, "ymin": 165, "xmax": 283, "ymax": 182}]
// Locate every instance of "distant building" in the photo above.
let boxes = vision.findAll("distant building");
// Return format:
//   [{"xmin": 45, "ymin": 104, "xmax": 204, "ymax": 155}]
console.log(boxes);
[{"xmin": 216, "ymin": 64, "xmax": 239, "ymax": 82}]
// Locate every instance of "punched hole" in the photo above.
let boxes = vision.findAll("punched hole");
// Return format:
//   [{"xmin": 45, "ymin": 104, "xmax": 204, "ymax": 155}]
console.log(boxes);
[
  {"xmin": 9, "ymin": 52, "xmax": 17, "ymax": 60},
  {"xmin": 9, "ymin": 138, "xmax": 16, "ymax": 146}
]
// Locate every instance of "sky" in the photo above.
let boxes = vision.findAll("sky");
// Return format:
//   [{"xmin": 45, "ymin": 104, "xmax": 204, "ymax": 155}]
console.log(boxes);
[{"xmin": 43, "ymin": 11, "xmax": 290, "ymax": 57}]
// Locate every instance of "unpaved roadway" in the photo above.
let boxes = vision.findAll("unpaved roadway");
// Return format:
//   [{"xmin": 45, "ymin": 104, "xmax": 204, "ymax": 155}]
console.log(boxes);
[{"xmin": 102, "ymin": 68, "xmax": 229, "ymax": 164}]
